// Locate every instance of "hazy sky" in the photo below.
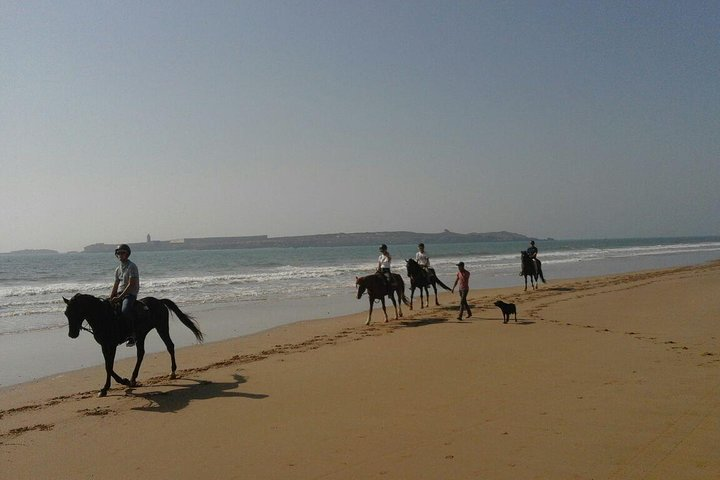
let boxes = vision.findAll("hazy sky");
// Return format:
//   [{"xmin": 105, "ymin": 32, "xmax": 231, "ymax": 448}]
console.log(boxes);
[{"xmin": 2, "ymin": 1, "xmax": 719, "ymax": 252}]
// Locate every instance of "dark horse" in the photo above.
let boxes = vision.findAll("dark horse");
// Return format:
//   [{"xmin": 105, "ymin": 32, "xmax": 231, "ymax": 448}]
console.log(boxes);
[
  {"xmin": 63, "ymin": 293, "xmax": 203, "ymax": 397},
  {"xmin": 355, "ymin": 273, "xmax": 410, "ymax": 325},
  {"xmin": 520, "ymin": 251, "xmax": 546, "ymax": 291},
  {"xmin": 405, "ymin": 259, "xmax": 452, "ymax": 309}
]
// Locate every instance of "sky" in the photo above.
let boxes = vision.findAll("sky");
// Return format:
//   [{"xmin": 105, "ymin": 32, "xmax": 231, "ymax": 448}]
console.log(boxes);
[{"xmin": 1, "ymin": 1, "xmax": 719, "ymax": 252}]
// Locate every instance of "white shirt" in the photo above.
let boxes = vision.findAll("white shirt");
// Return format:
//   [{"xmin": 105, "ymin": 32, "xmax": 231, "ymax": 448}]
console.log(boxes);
[
  {"xmin": 415, "ymin": 251, "xmax": 429, "ymax": 267},
  {"xmin": 378, "ymin": 253, "xmax": 391, "ymax": 269}
]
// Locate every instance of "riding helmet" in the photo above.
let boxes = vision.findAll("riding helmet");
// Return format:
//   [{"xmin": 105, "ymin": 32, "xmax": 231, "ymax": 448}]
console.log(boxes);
[
  {"xmin": 115, "ymin": 244, "xmax": 131, "ymax": 255},
  {"xmin": 379, "ymin": 244, "xmax": 387, "ymax": 251}
]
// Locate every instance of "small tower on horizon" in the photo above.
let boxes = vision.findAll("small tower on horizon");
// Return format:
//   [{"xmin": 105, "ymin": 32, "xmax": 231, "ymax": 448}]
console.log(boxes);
[{"xmin": 147, "ymin": 233, "xmax": 151, "ymax": 243}]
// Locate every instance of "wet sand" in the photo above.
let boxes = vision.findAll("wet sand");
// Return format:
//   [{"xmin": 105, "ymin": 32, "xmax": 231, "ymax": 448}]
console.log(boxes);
[{"xmin": 2, "ymin": 261, "xmax": 719, "ymax": 479}]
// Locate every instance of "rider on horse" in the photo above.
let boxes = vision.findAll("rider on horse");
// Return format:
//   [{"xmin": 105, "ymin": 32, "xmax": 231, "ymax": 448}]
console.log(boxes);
[
  {"xmin": 377, "ymin": 244, "xmax": 394, "ymax": 289},
  {"xmin": 526, "ymin": 240, "xmax": 539, "ymax": 274},
  {"xmin": 415, "ymin": 243, "xmax": 433, "ymax": 282},
  {"xmin": 110, "ymin": 243, "xmax": 140, "ymax": 347}
]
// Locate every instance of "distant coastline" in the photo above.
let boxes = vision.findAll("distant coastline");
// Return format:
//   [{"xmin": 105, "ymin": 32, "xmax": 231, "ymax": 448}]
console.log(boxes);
[
  {"xmin": 82, "ymin": 230, "xmax": 534, "ymax": 253},
  {"xmin": 8, "ymin": 249, "xmax": 59, "ymax": 255}
]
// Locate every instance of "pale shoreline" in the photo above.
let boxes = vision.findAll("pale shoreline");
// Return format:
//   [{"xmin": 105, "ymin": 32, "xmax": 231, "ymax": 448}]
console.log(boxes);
[
  {"xmin": 3, "ymin": 246, "xmax": 719, "ymax": 388},
  {"xmin": 2, "ymin": 261, "xmax": 719, "ymax": 479}
]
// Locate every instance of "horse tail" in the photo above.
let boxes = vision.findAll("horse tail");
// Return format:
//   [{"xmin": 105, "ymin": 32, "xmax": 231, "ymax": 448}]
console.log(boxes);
[
  {"xmin": 161, "ymin": 299, "xmax": 204, "ymax": 343},
  {"xmin": 435, "ymin": 277, "xmax": 452, "ymax": 291},
  {"xmin": 392, "ymin": 274, "xmax": 411, "ymax": 306}
]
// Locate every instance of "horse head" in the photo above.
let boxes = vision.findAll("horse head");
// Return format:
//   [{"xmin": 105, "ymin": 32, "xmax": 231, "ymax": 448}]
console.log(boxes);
[
  {"xmin": 406, "ymin": 258, "xmax": 420, "ymax": 274},
  {"xmin": 355, "ymin": 276, "xmax": 366, "ymax": 299},
  {"xmin": 63, "ymin": 295, "xmax": 84, "ymax": 339}
]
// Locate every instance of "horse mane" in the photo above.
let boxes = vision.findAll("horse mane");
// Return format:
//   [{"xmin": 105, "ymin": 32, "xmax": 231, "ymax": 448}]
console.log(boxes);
[
  {"xmin": 70, "ymin": 293, "xmax": 112, "ymax": 317},
  {"xmin": 406, "ymin": 258, "xmax": 420, "ymax": 271}
]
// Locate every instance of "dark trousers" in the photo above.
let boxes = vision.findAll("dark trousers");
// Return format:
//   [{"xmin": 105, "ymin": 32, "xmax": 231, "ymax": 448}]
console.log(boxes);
[
  {"xmin": 121, "ymin": 294, "xmax": 137, "ymax": 336},
  {"xmin": 458, "ymin": 289, "xmax": 471, "ymax": 318},
  {"xmin": 380, "ymin": 268, "xmax": 392, "ymax": 287}
]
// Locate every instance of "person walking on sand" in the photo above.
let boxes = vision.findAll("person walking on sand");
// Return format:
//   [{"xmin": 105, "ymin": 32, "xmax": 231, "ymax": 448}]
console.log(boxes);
[
  {"xmin": 110, "ymin": 244, "xmax": 140, "ymax": 347},
  {"xmin": 451, "ymin": 262, "xmax": 471, "ymax": 320},
  {"xmin": 377, "ymin": 244, "xmax": 393, "ymax": 290}
]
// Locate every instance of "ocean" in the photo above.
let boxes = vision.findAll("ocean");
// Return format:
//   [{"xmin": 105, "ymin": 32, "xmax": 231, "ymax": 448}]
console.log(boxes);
[{"xmin": 2, "ymin": 237, "xmax": 719, "ymax": 387}]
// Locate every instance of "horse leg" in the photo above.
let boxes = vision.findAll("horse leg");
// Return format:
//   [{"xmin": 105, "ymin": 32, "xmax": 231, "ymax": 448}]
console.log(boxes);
[
  {"xmin": 524, "ymin": 275, "xmax": 528, "ymax": 291},
  {"xmin": 381, "ymin": 297, "xmax": 389, "ymax": 323},
  {"xmin": 366, "ymin": 297, "xmax": 374, "ymax": 325},
  {"xmin": 393, "ymin": 290, "xmax": 402, "ymax": 318},
  {"xmin": 100, "ymin": 345, "xmax": 129, "ymax": 397},
  {"xmin": 432, "ymin": 282, "xmax": 440, "ymax": 306},
  {"xmin": 129, "ymin": 334, "xmax": 147, "ymax": 387},
  {"xmin": 156, "ymin": 324, "xmax": 178, "ymax": 379},
  {"xmin": 387, "ymin": 294, "xmax": 397, "ymax": 320},
  {"xmin": 409, "ymin": 285, "xmax": 415, "ymax": 311}
]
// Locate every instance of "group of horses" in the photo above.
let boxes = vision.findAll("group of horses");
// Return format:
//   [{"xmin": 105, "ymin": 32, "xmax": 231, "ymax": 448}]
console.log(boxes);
[
  {"xmin": 355, "ymin": 253, "xmax": 546, "ymax": 325},
  {"xmin": 355, "ymin": 258, "xmax": 452, "ymax": 326},
  {"xmin": 63, "ymin": 250, "xmax": 545, "ymax": 397}
]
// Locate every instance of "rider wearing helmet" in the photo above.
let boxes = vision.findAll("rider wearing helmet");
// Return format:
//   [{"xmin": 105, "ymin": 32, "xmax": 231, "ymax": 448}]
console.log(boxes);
[
  {"xmin": 110, "ymin": 244, "xmax": 140, "ymax": 346},
  {"xmin": 377, "ymin": 244, "xmax": 393, "ymax": 288},
  {"xmin": 415, "ymin": 243, "xmax": 429, "ymax": 268},
  {"xmin": 415, "ymin": 243, "xmax": 432, "ymax": 281},
  {"xmin": 526, "ymin": 240, "xmax": 538, "ymax": 274}
]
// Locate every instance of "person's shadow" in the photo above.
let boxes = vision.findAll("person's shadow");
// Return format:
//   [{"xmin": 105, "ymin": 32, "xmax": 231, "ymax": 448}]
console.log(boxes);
[{"xmin": 131, "ymin": 374, "xmax": 268, "ymax": 413}]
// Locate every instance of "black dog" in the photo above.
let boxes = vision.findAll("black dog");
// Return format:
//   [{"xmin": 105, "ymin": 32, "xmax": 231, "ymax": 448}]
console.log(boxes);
[{"xmin": 494, "ymin": 300, "xmax": 517, "ymax": 323}]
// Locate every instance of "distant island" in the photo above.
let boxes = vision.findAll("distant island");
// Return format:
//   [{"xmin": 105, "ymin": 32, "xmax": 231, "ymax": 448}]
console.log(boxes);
[
  {"xmin": 9, "ymin": 249, "xmax": 59, "ymax": 255},
  {"xmin": 82, "ymin": 230, "xmax": 533, "ymax": 253}
]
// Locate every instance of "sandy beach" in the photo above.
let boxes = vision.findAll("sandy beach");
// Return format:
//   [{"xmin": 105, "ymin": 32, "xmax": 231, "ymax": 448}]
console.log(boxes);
[{"xmin": 2, "ymin": 261, "xmax": 719, "ymax": 479}]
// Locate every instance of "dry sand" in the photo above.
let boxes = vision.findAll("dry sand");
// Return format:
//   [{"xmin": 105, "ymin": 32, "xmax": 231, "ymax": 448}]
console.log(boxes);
[{"xmin": 2, "ymin": 261, "xmax": 719, "ymax": 479}]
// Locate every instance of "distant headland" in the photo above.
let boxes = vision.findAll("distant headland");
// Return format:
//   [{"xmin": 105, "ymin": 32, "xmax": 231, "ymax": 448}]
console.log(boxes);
[
  {"xmin": 9, "ymin": 249, "xmax": 60, "ymax": 255},
  {"xmin": 82, "ymin": 230, "xmax": 534, "ymax": 253}
]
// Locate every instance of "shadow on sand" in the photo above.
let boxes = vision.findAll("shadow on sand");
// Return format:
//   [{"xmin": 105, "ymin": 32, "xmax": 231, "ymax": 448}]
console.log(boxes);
[
  {"xmin": 399, "ymin": 318, "xmax": 447, "ymax": 328},
  {"xmin": 130, "ymin": 374, "xmax": 268, "ymax": 413},
  {"xmin": 502, "ymin": 320, "xmax": 535, "ymax": 325}
]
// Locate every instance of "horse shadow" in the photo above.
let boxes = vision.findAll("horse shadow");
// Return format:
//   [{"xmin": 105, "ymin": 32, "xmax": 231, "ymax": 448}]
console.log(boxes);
[
  {"xmin": 399, "ymin": 318, "xmax": 447, "ymax": 328},
  {"xmin": 131, "ymin": 374, "xmax": 268, "ymax": 413}
]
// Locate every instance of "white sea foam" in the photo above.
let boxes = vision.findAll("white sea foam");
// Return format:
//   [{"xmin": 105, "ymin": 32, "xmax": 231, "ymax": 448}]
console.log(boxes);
[{"xmin": 1, "ymin": 239, "xmax": 718, "ymax": 335}]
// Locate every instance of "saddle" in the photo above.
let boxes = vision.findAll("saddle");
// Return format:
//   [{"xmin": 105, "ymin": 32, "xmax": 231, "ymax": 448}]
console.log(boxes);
[
  {"xmin": 109, "ymin": 298, "xmax": 149, "ymax": 322},
  {"xmin": 376, "ymin": 271, "xmax": 397, "ymax": 289}
]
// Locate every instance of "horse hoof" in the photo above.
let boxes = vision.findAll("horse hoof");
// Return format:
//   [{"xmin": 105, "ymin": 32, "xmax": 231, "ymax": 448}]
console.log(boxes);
[
  {"xmin": 170, "ymin": 373, "xmax": 177, "ymax": 380},
  {"xmin": 98, "ymin": 390, "xmax": 108, "ymax": 398}
]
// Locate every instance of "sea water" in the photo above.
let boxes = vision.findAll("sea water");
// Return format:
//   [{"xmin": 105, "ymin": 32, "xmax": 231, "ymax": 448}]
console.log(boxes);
[{"xmin": 1, "ymin": 237, "xmax": 719, "ymax": 386}]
